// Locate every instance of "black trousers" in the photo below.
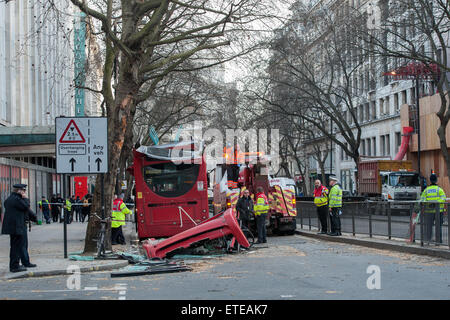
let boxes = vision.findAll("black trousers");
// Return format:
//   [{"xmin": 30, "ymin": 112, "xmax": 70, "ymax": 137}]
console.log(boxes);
[
  {"xmin": 21, "ymin": 230, "xmax": 30, "ymax": 265},
  {"xmin": 52, "ymin": 209, "xmax": 60, "ymax": 222},
  {"xmin": 423, "ymin": 212, "xmax": 444, "ymax": 242},
  {"xmin": 239, "ymin": 218, "xmax": 250, "ymax": 230},
  {"xmin": 256, "ymin": 213, "xmax": 267, "ymax": 243},
  {"xmin": 9, "ymin": 233, "xmax": 29, "ymax": 270},
  {"xmin": 43, "ymin": 210, "xmax": 50, "ymax": 223},
  {"xmin": 111, "ymin": 226, "xmax": 126, "ymax": 245},
  {"xmin": 316, "ymin": 205, "xmax": 328, "ymax": 232},
  {"xmin": 330, "ymin": 208, "xmax": 341, "ymax": 233}
]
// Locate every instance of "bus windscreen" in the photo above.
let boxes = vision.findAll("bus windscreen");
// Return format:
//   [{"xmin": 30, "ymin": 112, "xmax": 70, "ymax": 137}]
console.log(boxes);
[{"xmin": 143, "ymin": 162, "xmax": 200, "ymax": 198}]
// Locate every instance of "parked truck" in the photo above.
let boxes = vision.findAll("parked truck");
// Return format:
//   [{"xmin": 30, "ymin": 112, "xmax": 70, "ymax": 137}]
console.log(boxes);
[{"xmin": 358, "ymin": 160, "xmax": 421, "ymax": 214}]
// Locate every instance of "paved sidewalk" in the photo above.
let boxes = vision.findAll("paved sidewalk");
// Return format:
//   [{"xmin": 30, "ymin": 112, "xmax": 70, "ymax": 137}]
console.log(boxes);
[
  {"xmin": 0, "ymin": 220, "xmax": 136, "ymax": 280},
  {"xmin": 296, "ymin": 224, "xmax": 450, "ymax": 259}
]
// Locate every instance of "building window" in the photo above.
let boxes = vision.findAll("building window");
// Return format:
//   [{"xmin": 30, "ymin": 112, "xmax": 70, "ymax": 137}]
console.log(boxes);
[
  {"xmin": 395, "ymin": 132, "xmax": 401, "ymax": 155},
  {"xmin": 372, "ymin": 137, "xmax": 376, "ymax": 156},
  {"xmin": 371, "ymin": 101, "xmax": 376, "ymax": 119},
  {"xmin": 394, "ymin": 93, "xmax": 399, "ymax": 113},
  {"xmin": 367, "ymin": 138, "xmax": 372, "ymax": 156},
  {"xmin": 379, "ymin": 98, "xmax": 384, "ymax": 115},
  {"xmin": 402, "ymin": 90, "xmax": 407, "ymax": 106},
  {"xmin": 385, "ymin": 96, "xmax": 390, "ymax": 115},
  {"xmin": 386, "ymin": 134, "xmax": 390, "ymax": 156}
]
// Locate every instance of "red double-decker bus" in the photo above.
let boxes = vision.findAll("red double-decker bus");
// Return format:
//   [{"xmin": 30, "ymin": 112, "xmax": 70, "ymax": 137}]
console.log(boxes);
[{"xmin": 129, "ymin": 141, "xmax": 209, "ymax": 239}]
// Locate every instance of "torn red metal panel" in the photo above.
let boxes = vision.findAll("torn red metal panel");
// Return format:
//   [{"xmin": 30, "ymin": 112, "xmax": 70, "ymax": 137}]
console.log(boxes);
[{"xmin": 142, "ymin": 209, "xmax": 250, "ymax": 259}]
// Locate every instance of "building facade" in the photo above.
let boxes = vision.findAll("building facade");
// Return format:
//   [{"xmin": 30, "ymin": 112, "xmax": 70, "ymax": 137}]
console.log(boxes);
[
  {"xmin": 0, "ymin": 1, "xmax": 103, "ymax": 217},
  {"xmin": 280, "ymin": 0, "xmax": 448, "ymax": 195}
]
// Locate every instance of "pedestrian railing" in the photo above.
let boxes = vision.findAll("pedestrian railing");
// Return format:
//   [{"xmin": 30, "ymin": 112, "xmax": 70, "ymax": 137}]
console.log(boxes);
[{"xmin": 296, "ymin": 199, "xmax": 450, "ymax": 249}]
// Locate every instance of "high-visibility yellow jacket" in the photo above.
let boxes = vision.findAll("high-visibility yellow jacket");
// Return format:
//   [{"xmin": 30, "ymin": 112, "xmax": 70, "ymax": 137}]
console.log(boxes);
[
  {"xmin": 254, "ymin": 192, "xmax": 269, "ymax": 216},
  {"xmin": 329, "ymin": 184, "xmax": 342, "ymax": 208},
  {"xmin": 38, "ymin": 199, "xmax": 50, "ymax": 211},
  {"xmin": 421, "ymin": 185, "xmax": 446, "ymax": 213},
  {"xmin": 64, "ymin": 199, "xmax": 72, "ymax": 211},
  {"xmin": 314, "ymin": 186, "xmax": 329, "ymax": 207},
  {"xmin": 112, "ymin": 199, "xmax": 131, "ymax": 228}
]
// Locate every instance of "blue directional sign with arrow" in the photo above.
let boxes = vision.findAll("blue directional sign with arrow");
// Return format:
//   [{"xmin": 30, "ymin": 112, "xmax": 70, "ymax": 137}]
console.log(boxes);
[{"xmin": 55, "ymin": 117, "xmax": 108, "ymax": 174}]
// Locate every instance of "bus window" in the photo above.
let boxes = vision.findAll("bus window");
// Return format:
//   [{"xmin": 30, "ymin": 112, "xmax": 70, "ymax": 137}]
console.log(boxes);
[{"xmin": 143, "ymin": 162, "xmax": 200, "ymax": 198}]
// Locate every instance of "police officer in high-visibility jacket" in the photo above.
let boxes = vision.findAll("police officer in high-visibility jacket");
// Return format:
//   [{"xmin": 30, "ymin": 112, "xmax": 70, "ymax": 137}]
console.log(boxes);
[
  {"xmin": 111, "ymin": 194, "xmax": 132, "ymax": 245},
  {"xmin": 313, "ymin": 179, "xmax": 329, "ymax": 234},
  {"xmin": 254, "ymin": 186, "xmax": 269, "ymax": 244},
  {"xmin": 38, "ymin": 196, "xmax": 51, "ymax": 224},
  {"xmin": 420, "ymin": 172, "xmax": 446, "ymax": 243},
  {"xmin": 328, "ymin": 176, "xmax": 342, "ymax": 236},
  {"xmin": 64, "ymin": 198, "xmax": 72, "ymax": 224}
]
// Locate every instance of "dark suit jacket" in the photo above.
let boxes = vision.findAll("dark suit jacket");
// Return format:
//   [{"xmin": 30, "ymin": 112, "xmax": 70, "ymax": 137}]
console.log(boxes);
[
  {"xmin": 236, "ymin": 196, "xmax": 254, "ymax": 221},
  {"xmin": 1, "ymin": 193, "xmax": 32, "ymax": 235}
]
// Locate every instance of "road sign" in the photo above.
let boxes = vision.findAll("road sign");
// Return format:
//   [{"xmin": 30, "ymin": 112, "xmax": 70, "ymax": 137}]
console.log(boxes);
[{"xmin": 56, "ymin": 117, "xmax": 108, "ymax": 174}]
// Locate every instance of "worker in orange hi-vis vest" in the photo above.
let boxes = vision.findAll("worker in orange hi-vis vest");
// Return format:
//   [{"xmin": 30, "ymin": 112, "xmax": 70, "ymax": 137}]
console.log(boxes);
[{"xmin": 313, "ymin": 179, "xmax": 329, "ymax": 234}]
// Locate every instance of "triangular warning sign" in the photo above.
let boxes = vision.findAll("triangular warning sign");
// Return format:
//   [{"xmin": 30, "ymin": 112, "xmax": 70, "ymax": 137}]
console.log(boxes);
[{"xmin": 59, "ymin": 120, "xmax": 86, "ymax": 143}]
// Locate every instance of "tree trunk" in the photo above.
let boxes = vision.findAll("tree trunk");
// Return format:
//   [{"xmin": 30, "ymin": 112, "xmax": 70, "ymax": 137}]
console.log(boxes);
[{"xmin": 83, "ymin": 71, "xmax": 139, "ymax": 253}]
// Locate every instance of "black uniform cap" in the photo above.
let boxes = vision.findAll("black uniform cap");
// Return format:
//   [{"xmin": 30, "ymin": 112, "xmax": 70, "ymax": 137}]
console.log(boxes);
[
  {"xmin": 13, "ymin": 184, "xmax": 27, "ymax": 189},
  {"xmin": 430, "ymin": 173, "xmax": 437, "ymax": 184}
]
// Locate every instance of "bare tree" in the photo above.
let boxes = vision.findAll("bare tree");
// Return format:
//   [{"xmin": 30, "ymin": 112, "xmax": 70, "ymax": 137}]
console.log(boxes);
[
  {"xmin": 64, "ymin": 0, "xmax": 293, "ymax": 252},
  {"xmin": 248, "ymin": 1, "xmax": 368, "ymax": 182},
  {"xmin": 350, "ymin": 0, "xmax": 450, "ymax": 183}
]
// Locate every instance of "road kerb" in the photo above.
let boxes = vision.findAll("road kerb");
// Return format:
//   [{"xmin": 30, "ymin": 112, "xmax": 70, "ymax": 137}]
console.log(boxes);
[
  {"xmin": 295, "ymin": 230, "xmax": 450, "ymax": 259},
  {"xmin": 3, "ymin": 261, "xmax": 129, "ymax": 280}
]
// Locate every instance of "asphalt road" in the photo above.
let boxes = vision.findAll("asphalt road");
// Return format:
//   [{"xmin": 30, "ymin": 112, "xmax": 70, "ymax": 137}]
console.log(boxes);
[{"xmin": 1, "ymin": 234, "xmax": 449, "ymax": 300}]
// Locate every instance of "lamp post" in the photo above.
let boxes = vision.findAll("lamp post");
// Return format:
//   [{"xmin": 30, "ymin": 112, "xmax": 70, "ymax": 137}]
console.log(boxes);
[
  {"xmin": 415, "ymin": 74, "xmax": 422, "ymax": 189},
  {"xmin": 330, "ymin": 118, "xmax": 333, "ymax": 177}
]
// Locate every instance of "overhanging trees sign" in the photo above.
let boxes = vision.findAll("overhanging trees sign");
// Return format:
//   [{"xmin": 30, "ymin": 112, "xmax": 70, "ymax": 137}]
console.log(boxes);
[{"xmin": 56, "ymin": 117, "xmax": 108, "ymax": 174}]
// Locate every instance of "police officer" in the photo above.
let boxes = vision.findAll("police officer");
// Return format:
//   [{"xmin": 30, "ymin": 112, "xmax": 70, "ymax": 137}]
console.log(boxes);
[
  {"xmin": 328, "ymin": 176, "xmax": 343, "ymax": 236},
  {"xmin": 38, "ymin": 196, "xmax": 51, "ymax": 224},
  {"xmin": 64, "ymin": 197, "xmax": 72, "ymax": 224},
  {"xmin": 420, "ymin": 172, "xmax": 446, "ymax": 243},
  {"xmin": 1, "ymin": 184, "xmax": 37, "ymax": 272},
  {"xmin": 313, "ymin": 179, "xmax": 329, "ymax": 234},
  {"xmin": 56, "ymin": 193, "xmax": 65, "ymax": 223},
  {"xmin": 236, "ymin": 189, "xmax": 254, "ymax": 230},
  {"xmin": 254, "ymin": 186, "xmax": 269, "ymax": 244},
  {"xmin": 111, "ymin": 194, "xmax": 132, "ymax": 245}
]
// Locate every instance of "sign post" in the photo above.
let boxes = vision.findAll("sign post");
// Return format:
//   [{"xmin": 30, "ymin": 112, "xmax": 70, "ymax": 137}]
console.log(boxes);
[{"xmin": 56, "ymin": 117, "xmax": 108, "ymax": 258}]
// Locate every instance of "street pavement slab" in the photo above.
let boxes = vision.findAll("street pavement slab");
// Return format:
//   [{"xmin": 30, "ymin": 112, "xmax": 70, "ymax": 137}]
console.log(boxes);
[{"xmin": 0, "ymin": 220, "xmax": 133, "ymax": 279}]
